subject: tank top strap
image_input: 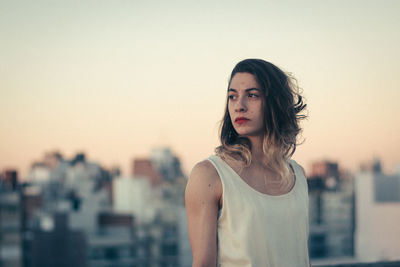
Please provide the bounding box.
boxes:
[289,159,308,188]
[208,155,303,194]
[207,154,231,187]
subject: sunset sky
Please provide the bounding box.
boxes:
[1,0,399,178]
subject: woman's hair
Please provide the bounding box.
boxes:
[215,59,308,188]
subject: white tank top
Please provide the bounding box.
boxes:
[207,155,310,267]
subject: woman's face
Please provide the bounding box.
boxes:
[228,72,264,137]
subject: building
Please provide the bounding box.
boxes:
[22,152,119,266]
[116,148,191,266]
[27,213,87,267]
[88,212,137,267]
[150,148,184,183]
[132,159,162,187]
[0,169,22,267]
[355,169,400,261]
[308,160,355,259]
[11,149,191,266]
[309,160,340,190]
[113,176,156,225]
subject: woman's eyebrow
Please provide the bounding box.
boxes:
[228,88,260,92]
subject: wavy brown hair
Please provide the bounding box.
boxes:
[215,59,308,188]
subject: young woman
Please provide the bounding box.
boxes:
[185,59,310,267]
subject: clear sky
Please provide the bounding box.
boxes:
[1,0,399,178]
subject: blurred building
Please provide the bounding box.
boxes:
[355,163,400,261]
[150,148,184,183]
[0,169,22,267]
[132,159,162,187]
[114,147,191,266]
[308,160,340,191]
[88,212,137,267]
[359,157,383,174]
[65,158,112,234]
[150,147,190,266]
[113,176,156,225]
[1,170,18,190]
[28,213,87,267]
[20,151,121,267]
[150,147,187,206]
[21,185,42,267]
[308,160,355,259]
[17,148,191,267]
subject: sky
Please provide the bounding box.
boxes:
[1,0,399,179]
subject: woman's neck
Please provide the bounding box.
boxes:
[247,136,264,165]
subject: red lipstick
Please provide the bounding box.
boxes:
[235,117,250,124]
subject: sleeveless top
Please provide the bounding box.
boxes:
[207,155,310,267]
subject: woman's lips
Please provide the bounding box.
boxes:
[235,117,250,124]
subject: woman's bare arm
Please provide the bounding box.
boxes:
[185,160,222,267]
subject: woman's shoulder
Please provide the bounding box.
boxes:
[186,157,222,203]
[290,159,307,177]
[189,157,220,184]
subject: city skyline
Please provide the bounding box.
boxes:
[1,0,399,178]
[2,122,400,266]
[1,145,397,182]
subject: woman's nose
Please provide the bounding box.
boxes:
[235,97,247,112]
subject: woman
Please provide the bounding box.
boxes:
[185,58,310,267]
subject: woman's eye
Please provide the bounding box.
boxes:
[228,95,236,100]
[249,93,259,98]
